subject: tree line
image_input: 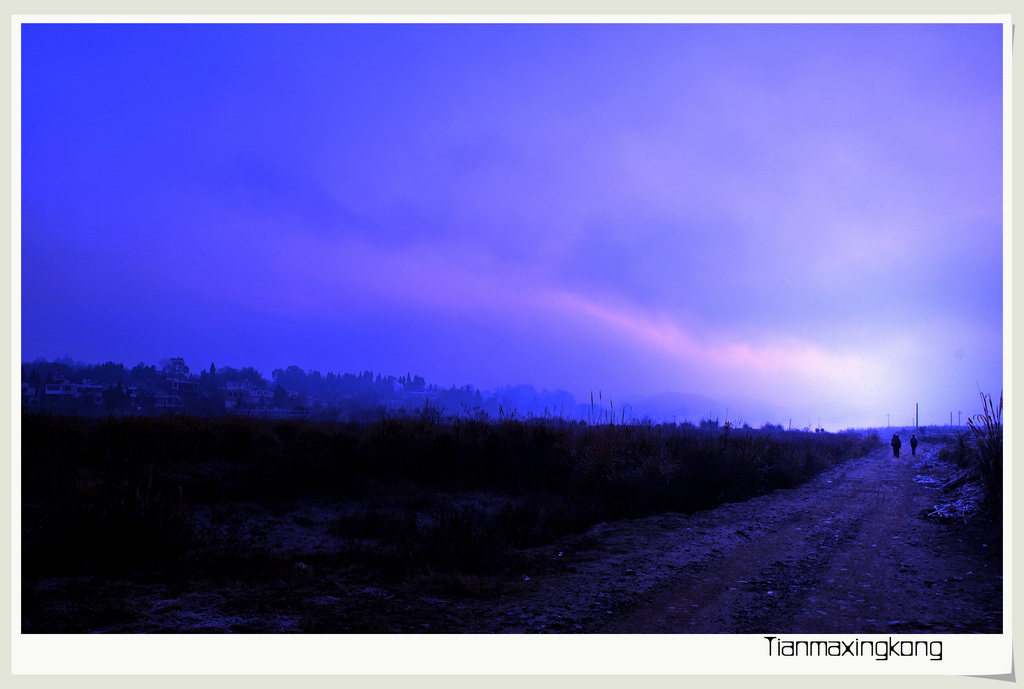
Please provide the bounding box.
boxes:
[20,356,592,421]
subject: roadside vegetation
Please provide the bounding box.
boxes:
[22,409,880,631]
[935,392,1004,522]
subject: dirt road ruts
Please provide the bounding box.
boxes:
[422,441,1001,634]
[596,442,1002,634]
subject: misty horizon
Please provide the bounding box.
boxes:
[20,352,985,431]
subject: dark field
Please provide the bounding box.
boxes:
[21,410,886,632]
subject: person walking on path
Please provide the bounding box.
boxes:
[891,433,902,458]
[910,434,918,456]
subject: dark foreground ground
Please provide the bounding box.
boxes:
[22,441,1000,634]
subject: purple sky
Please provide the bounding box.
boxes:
[19,20,1004,429]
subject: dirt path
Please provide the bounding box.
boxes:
[21,441,1003,634]
[439,442,1002,634]
[601,442,1001,633]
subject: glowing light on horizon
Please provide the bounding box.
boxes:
[548,290,879,389]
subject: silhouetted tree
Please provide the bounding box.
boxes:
[129,362,159,383]
[238,366,266,388]
[160,357,190,378]
[272,365,307,394]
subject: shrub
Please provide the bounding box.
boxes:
[937,432,972,467]
[967,392,1003,515]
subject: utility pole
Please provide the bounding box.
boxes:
[958,410,962,426]
[887,413,890,427]
[916,403,919,429]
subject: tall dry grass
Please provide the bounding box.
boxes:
[967,391,1003,514]
[21,409,879,581]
